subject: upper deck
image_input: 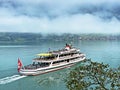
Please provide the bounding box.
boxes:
[33,45,84,63]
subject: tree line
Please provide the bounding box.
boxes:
[0,32,120,44]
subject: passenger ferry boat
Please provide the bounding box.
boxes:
[18,44,86,76]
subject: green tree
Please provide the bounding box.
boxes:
[65,59,120,90]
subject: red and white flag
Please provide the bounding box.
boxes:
[18,58,23,72]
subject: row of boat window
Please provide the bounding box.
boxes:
[52,57,80,64]
[33,56,79,66]
[34,56,80,66]
[24,62,50,69]
[33,62,50,66]
[39,55,56,60]
[38,52,79,60]
[59,52,79,57]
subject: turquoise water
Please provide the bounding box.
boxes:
[0,40,120,90]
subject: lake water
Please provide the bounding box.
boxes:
[0,40,120,90]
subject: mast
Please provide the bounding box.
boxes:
[57,54,59,60]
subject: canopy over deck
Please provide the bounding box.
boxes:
[36,53,52,57]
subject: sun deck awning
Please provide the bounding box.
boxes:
[36,53,52,57]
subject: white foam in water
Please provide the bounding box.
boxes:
[0,75,27,84]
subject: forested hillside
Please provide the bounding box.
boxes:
[0,32,120,45]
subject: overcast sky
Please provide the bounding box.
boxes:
[0,0,120,34]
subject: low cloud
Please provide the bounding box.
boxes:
[0,0,120,34]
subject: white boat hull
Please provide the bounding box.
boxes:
[19,57,85,76]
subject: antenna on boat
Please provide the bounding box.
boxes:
[48,48,51,52]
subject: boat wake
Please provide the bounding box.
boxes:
[0,75,26,84]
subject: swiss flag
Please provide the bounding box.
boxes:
[18,58,23,72]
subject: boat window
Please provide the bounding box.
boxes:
[67,59,69,62]
[53,60,65,64]
[38,55,57,60]
[59,52,79,57]
[32,62,50,67]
